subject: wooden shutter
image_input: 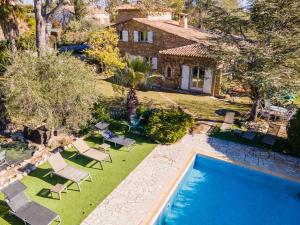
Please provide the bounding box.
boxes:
[152,57,158,69]
[147,31,153,43]
[181,65,190,90]
[134,31,138,42]
[123,30,128,42]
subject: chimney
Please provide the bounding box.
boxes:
[179,13,188,29]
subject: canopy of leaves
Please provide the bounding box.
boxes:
[85,27,125,76]
[145,108,194,144]
[201,0,300,119]
[287,109,300,151]
[3,51,100,131]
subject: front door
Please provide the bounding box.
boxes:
[181,65,190,90]
[190,66,205,91]
[203,68,213,94]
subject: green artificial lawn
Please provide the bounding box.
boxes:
[0,134,156,225]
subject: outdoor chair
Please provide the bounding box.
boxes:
[72,139,112,170]
[220,112,235,131]
[98,129,136,151]
[2,180,61,225]
[242,127,258,141]
[262,124,281,146]
[283,108,297,121]
[0,150,9,168]
[48,152,92,192]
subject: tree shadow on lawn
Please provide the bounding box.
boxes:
[0,200,24,225]
[84,133,154,151]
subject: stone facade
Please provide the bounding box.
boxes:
[158,54,220,95]
[116,20,194,58]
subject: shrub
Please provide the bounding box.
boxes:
[287,109,300,151]
[145,108,194,144]
[92,101,110,123]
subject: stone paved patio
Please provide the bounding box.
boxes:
[81,134,300,225]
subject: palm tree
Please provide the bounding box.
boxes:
[115,57,162,120]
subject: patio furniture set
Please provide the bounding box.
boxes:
[220,111,283,146]
[1,121,136,225]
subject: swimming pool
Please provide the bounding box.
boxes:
[154,155,300,225]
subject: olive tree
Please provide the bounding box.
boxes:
[3,51,100,131]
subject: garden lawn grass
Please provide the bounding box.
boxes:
[0,134,156,225]
[97,79,251,121]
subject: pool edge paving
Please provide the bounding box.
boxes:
[81,134,300,225]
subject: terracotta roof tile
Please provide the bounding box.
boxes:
[132,18,211,42]
[159,43,210,58]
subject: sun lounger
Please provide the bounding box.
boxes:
[48,153,92,192]
[242,127,258,141]
[99,129,136,151]
[220,112,235,131]
[262,124,281,146]
[72,139,112,170]
[2,180,61,225]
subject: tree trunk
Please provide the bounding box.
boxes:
[249,97,262,122]
[34,0,64,55]
[35,0,48,55]
[0,17,19,52]
[127,88,139,121]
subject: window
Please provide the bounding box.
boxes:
[119,30,123,40]
[138,31,148,42]
[166,66,172,78]
[119,30,128,42]
[191,66,205,90]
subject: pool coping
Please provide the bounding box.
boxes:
[142,149,300,225]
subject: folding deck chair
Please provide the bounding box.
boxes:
[262,124,281,146]
[48,153,92,192]
[73,139,112,170]
[2,180,61,225]
[220,112,235,131]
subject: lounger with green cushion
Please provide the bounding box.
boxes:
[72,139,112,170]
[2,180,61,225]
[262,124,281,146]
[220,112,235,131]
[48,153,92,192]
[99,129,136,151]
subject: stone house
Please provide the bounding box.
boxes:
[114,5,221,96]
[53,5,110,27]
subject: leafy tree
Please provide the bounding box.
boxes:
[106,0,123,22]
[0,40,9,75]
[0,0,24,51]
[114,57,162,120]
[3,51,100,131]
[201,0,300,121]
[287,109,300,151]
[74,0,86,20]
[85,27,125,75]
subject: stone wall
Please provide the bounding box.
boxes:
[158,54,221,96]
[115,20,195,58]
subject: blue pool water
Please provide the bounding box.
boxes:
[155,155,300,225]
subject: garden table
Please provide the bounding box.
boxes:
[50,183,67,200]
[270,105,288,120]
